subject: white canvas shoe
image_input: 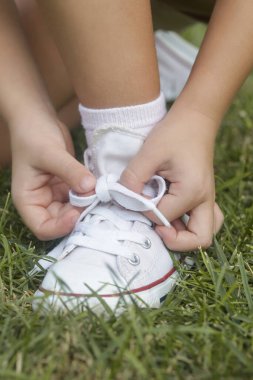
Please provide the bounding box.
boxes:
[32,126,187,315]
[155,31,198,101]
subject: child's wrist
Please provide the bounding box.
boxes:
[165,99,220,142]
[173,75,226,127]
[3,99,57,134]
[8,105,59,136]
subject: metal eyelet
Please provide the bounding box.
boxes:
[142,238,152,249]
[128,254,140,266]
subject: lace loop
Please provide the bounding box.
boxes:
[69,174,170,227]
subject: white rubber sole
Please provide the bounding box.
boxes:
[32,268,180,316]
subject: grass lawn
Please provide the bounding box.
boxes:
[0,24,253,379]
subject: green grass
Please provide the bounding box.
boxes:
[1,25,253,379]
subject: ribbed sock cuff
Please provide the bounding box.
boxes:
[79,92,166,131]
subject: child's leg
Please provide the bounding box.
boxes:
[15,0,74,111]
[37,0,160,108]
[37,1,168,187]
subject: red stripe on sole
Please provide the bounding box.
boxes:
[39,267,177,298]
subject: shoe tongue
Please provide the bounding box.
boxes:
[87,126,145,178]
[86,203,151,233]
[87,204,133,231]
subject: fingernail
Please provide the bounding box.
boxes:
[80,176,96,192]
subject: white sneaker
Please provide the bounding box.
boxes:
[155,31,198,102]
[32,125,186,315]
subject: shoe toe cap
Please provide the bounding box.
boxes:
[40,250,126,296]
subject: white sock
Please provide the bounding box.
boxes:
[79,92,167,146]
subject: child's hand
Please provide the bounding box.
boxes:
[121,107,224,252]
[10,118,96,240]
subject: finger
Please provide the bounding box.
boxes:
[21,203,80,240]
[46,201,79,218]
[170,204,223,235]
[58,122,75,156]
[156,201,214,252]
[145,182,198,225]
[41,148,96,194]
[120,146,159,193]
[47,178,70,203]
[171,218,187,232]
[214,202,224,234]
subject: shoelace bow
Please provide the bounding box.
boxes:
[31,174,171,273]
[70,174,169,224]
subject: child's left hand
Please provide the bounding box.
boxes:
[121,106,224,252]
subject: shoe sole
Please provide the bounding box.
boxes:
[33,266,180,316]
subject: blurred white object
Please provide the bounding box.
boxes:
[155,30,199,101]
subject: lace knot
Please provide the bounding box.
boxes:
[69,173,170,227]
[95,174,119,203]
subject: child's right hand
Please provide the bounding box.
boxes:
[121,105,224,252]
[10,117,96,240]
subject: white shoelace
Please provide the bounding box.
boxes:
[63,174,170,261]
[31,174,171,274]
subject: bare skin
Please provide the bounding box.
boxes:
[1,0,252,251]
[0,98,80,168]
[37,0,160,108]
[0,0,79,168]
[0,0,96,239]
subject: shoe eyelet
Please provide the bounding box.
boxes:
[142,238,151,249]
[128,254,140,266]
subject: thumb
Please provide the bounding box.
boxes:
[43,148,96,193]
[120,148,158,193]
